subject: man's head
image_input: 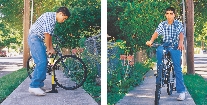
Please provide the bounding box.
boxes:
[56,7,70,23]
[165,7,175,23]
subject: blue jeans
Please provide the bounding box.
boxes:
[28,34,47,88]
[156,46,185,93]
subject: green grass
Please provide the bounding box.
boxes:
[184,74,207,105]
[0,68,28,103]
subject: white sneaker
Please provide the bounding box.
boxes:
[177,92,185,101]
[28,87,46,96]
[40,86,51,92]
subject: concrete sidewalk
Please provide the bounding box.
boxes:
[1,74,98,105]
[116,66,196,105]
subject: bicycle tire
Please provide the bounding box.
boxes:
[155,84,161,105]
[53,55,87,90]
[26,56,35,79]
[167,83,173,95]
[155,64,163,105]
[172,67,176,91]
[167,66,173,95]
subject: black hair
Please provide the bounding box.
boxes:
[56,7,71,17]
[165,7,175,13]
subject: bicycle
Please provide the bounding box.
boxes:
[27,35,87,91]
[151,43,176,105]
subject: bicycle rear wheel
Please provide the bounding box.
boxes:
[167,67,172,95]
[53,55,87,90]
[27,56,35,79]
[167,64,176,95]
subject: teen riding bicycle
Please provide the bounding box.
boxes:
[146,7,186,101]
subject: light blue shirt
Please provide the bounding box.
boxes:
[155,20,184,47]
[29,12,56,40]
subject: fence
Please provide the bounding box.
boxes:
[107,42,152,79]
[84,33,101,78]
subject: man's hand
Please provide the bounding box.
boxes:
[47,48,56,55]
[146,41,153,47]
[178,41,184,50]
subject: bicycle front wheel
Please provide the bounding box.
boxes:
[155,84,161,105]
[53,55,87,90]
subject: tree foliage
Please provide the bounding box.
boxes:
[0,0,100,49]
[194,0,207,47]
[108,0,207,53]
[0,22,22,49]
[55,0,101,48]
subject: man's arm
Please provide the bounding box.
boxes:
[45,33,55,54]
[146,32,158,46]
[178,32,184,50]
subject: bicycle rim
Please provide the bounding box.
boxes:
[53,55,87,90]
[26,56,35,79]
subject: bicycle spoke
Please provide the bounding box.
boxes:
[54,55,87,90]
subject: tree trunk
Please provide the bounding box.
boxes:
[186,0,195,74]
[23,0,30,68]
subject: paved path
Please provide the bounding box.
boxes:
[0,56,23,78]
[1,73,98,105]
[194,54,207,80]
[116,63,196,105]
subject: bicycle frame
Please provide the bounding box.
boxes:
[154,45,176,105]
[159,49,172,86]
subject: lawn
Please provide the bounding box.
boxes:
[184,73,207,105]
[0,68,28,103]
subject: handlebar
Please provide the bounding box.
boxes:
[151,43,161,48]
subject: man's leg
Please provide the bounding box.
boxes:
[156,46,164,66]
[28,35,47,88]
[169,49,185,93]
[169,49,185,100]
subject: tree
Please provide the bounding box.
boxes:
[0,23,22,49]
[55,0,101,48]
[194,0,207,48]
[0,0,101,50]
[108,0,181,53]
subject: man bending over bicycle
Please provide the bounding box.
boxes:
[146,7,186,101]
[27,7,70,96]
